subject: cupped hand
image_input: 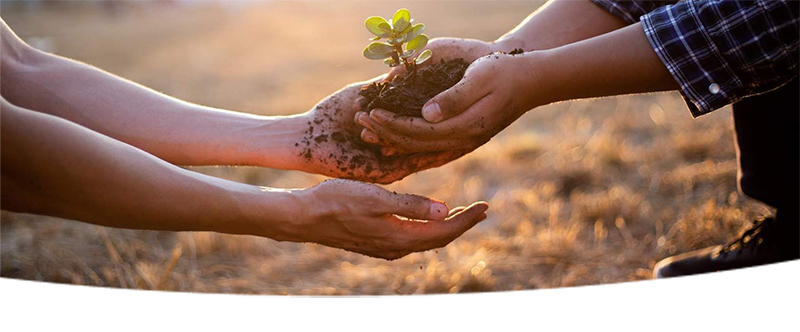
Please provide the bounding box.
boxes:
[356,52,543,154]
[297,179,489,260]
[295,76,470,184]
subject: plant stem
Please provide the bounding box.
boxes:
[392,44,411,72]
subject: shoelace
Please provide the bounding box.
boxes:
[718,217,776,256]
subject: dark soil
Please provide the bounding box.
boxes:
[358,58,469,117]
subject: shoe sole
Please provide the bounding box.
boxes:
[654,269,800,298]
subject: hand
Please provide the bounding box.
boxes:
[356,52,544,154]
[294,77,471,184]
[296,179,489,260]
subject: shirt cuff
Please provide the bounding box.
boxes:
[640,2,743,117]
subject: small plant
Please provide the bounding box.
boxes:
[362,8,432,72]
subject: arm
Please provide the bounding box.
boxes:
[362,0,798,153]
[0,19,299,169]
[534,22,677,104]
[363,0,633,152]
[381,0,629,83]
[0,97,488,260]
[493,0,631,51]
[357,22,676,153]
[0,19,458,184]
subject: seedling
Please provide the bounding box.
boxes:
[362,8,432,72]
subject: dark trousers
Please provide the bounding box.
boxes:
[732,77,799,251]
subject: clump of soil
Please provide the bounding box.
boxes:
[359,58,469,117]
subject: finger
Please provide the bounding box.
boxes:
[369,108,472,140]
[360,128,380,145]
[421,72,490,123]
[360,114,470,153]
[449,206,466,215]
[353,97,366,112]
[375,191,450,221]
[354,111,368,128]
[404,202,489,250]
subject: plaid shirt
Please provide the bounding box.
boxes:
[591,0,799,117]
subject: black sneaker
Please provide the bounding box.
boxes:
[653,215,800,278]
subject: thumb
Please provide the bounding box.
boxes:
[377,192,449,221]
[422,71,488,123]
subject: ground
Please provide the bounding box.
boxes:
[0,1,769,295]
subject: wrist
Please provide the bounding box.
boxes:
[229,184,311,242]
[237,113,309,170]
[517,50,561,107]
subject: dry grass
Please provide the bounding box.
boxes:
[0,1,771,295]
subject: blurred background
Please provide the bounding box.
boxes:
[0,0,770,294]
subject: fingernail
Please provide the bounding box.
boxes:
[357,113,373,129]
[362,130,378,143]
[422,102,442,123]
[429,202,448,220]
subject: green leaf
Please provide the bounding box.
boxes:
[402,19,415,33]
[363,46,389,60]
[392,8,410,28]
[406,34,428,52]
[365,16,391,37]
[393,17,410,32]
[378,22,392,34]
[415,49,432,65]
[367,42,395,55]
[403,23,425,43]
[384,58,399,67]
[400,49,416,59]
[390,33,406,45]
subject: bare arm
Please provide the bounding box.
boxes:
[535,22,677,104]
[360,23,678,153]
[0,19,300,169]
[0,97,488,259]
[370,0,631,145]
[0,19,461,184]
[493,0,628,51]
[0,96,297,236]
[384,0,627,80]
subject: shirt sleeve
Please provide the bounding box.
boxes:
[640,0,800,117]
[590,0,677,24]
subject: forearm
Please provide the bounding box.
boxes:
[531,22,677,106]
[0,23,304,168]
[492,0,628,52]
[1,99,304,240]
